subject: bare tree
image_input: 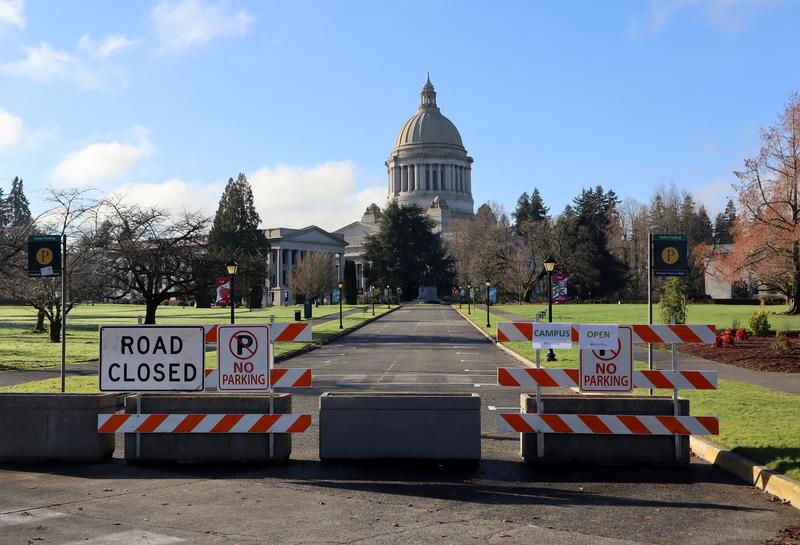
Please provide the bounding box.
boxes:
[6,188,101,341]
[98,199,211,324]
[292,251,336,303]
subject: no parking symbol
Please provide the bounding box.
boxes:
[217,325,270,391]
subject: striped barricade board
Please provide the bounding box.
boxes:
[496,323,716,344]
[497,368,718,390]
[204,322,312,348]
[98,413,311,434]
[204,367,312,390]
[498,413,719,436]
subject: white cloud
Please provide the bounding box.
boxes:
[0,106,23,152]
[104,161,385,231]
[51,127,154,186]
[109,178,221,214]
[0,42,100,87]
[152,0,253,52]
[628,0,779,38]
[0,0,24,29]
[248,161,385,231]
[78,33,136,58]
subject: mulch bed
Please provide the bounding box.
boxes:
[676,336,800,373]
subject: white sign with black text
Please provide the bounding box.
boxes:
[217,325,270,391]
[532,323,573,349]
[99,326,205,391]
[578,324,619,350]
[579,326,633,392]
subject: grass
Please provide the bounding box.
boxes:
[0,303,378,371]
[457,306,800,481]
[493,302,799,331]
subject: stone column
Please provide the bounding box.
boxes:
[409,164,415,192]
[286,249,294,304]
[275,247,283,304]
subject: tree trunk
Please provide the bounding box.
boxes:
[35,309,46,332]
[49,318,61,343]
[145,301,159,324]
[788,271,800,315]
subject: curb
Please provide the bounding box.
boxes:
[452,306,536,369]
[690,436,800,510]
[276,305,401,363]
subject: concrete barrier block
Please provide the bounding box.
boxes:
[319,393,480,461]
[123,393,292,464]
[0,393,117,462]
[521,394,690,468]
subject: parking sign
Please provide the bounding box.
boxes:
[217,325,270,391]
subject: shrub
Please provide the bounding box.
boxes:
[748,303,771,337]
[771,328,791,350]
[659,278,688,324]
[734,328,748,342]
[716,330,735,347]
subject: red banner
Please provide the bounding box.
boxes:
[215,276,231,306]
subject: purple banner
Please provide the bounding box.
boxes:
[552,273,568,303]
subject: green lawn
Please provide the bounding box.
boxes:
[457,306,800,481]
[0,303,375,371]
[493,302,799,331]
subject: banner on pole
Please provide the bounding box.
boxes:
[215,276,231,306]
[552,273,568,303]
[489,285,497,304]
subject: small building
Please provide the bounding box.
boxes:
[264,226,346,306]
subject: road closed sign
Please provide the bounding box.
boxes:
[217,325,270,391]
[99,326,205,391]
[579,326,633,393]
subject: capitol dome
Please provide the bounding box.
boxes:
[394,76,464,148]
[385,75,474,231]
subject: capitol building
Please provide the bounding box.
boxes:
[384,74,475,231]
[265,76,475,304]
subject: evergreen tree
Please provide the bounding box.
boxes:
[0,187,8,227]
[363,202,454,299]
[528,188,549,221]
[713,199,737,245]
[7,177,31,226]
[343,260,357,305]
[208,173,269,306]
[571,186,627,298]
[696,205,713,244]
[511,192,530,231]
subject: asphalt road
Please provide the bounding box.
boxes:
[0,305,797,545]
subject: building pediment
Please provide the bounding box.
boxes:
[276,225,346,246]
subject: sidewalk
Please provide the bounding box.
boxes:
[488,306,800,395]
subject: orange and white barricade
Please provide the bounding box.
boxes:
[98,413,311,434]
[494,321,719,440]
[496,322,715,344]
[498,413,719,436]
[204,322,312,349]
[204,368,312,390]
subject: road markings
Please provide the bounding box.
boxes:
[0,508,67,528]
[63,531,184,545]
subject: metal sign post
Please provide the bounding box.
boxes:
[647,232,653,396]
[268,325,275,460]
[60,235,67,393]
[671,314,681,462]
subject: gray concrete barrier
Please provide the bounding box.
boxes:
[520,394,689,468]
[319,392,480,461]
[124,393,292,464]
[0,393,117,462]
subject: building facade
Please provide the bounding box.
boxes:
[264,226,346,306]
[385,75,475,233]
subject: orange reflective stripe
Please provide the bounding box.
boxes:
[136,414,169,433]
[173,414,205,433]
[618,415,651,434]
[211,414,243,433]
[579,415,612,434]
[274,323,306,342]
[639,370,674,389]
[286,414,312,433]
[98,414,129,433]
[656,416,691,435]
[248,414,280,433]
[540,414,572,433]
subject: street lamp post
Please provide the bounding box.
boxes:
[226,260,239,324]
[544,256,557,362]
[458,286,463,309]
[338,281,344,329]
[485,279,491,328]
[386,285,390,308]
[467,283,471,314]
[371,286,375,315]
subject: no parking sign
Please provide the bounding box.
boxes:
[217,325,270,391]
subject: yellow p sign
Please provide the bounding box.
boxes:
[661,246,680,265]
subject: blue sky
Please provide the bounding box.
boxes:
[1,0,799,230]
